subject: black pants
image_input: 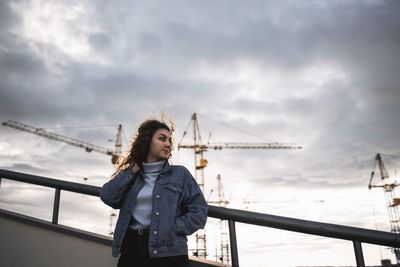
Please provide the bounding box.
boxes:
[118,228,189,267]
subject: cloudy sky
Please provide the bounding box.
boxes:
[1,0,400,266]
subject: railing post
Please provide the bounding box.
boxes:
[353,240,365,267]
[52,188,61,224]
[228,220,239,267]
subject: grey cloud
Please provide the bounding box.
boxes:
[261,174,363,189]
[111,1,400,72]
[0,1,20,31]
[5,163,47,174]
[0,1,397,264]
[0,43,64,123]
[88,32,112,51]
[0,0,398,229]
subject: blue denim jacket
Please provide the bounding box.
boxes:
[100,161,208,257]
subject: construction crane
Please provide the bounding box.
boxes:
[178,113,302,192]
[2,120,122,164]
[177,113,302,261]
[368,153,400,264]
[207,174,230,264]
[2,120,123,236]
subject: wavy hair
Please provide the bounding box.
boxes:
[112,119,172,177]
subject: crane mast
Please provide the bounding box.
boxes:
[207,174,230,264]
[368,153,400,263]
[178,113,302,262]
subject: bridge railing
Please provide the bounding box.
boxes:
[1,169,399,267]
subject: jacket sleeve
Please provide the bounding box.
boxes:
[175,169,208,236]
[100,170,134,209]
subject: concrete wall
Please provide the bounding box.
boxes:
[0,210,118,267]
[0,209,228,267]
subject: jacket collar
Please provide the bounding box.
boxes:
[160,160,172,173]
[129,160,171,176]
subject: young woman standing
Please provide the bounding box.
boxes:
[100,119,208,267]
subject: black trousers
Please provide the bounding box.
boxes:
[117,228,189,267]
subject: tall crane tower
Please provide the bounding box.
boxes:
[2,120,123,236]
[177,113,302,261]
[368,153,400,263]
[207,174,230,264]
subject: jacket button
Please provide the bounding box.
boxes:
[153,230,158,235]
[156,194,160,199]
[155,212,160,216]
[153,250,158,254]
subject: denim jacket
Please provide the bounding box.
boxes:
[100,161,208,257]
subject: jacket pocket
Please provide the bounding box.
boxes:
[161,182,183,204]
[162,182,183,194]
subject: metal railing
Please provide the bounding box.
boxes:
[1,169,399,267]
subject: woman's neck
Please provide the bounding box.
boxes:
[142,160,165,174]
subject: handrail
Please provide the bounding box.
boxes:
[208,205,400,247]
[0,169,99,196]
[1,169,399,267]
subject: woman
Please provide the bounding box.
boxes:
[100,119,208,267]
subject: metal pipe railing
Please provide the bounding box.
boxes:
[207,205,400,267]
[353,240,366,267]
[207,205,400,248]
[52,188,61,224]
[0,169,99,196]
[228,220,239,267]
[1,169,400,267]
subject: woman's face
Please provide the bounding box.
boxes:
[146,128,172,163]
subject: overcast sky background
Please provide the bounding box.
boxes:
[1,0,400,266]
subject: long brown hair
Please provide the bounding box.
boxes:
[112,119,172,177]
